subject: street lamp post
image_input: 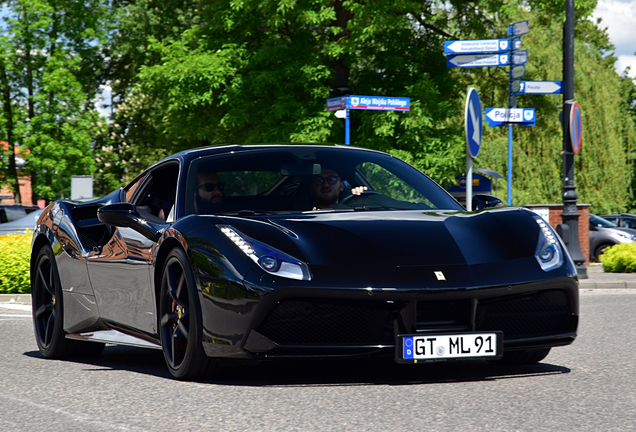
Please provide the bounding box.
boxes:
[559,0,587,278]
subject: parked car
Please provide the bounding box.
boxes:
[589,213,636,261]
[0,208,43,235]
[601,213,636,230]
[0,204,40,223]
[31,144,579,380]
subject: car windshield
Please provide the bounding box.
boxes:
[590,214,618,228]
[184,147,463,215]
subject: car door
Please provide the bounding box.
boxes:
[87,161,179,334]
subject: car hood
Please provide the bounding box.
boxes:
[221,208,540,268]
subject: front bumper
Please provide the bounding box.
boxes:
[227,277,579,359]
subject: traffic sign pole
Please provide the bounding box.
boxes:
[466,154,473,211]
[559,0,587,278]
[345,110,350,145]
[444,21,531,209]
[464,88,482,211]
[507,125,513,206]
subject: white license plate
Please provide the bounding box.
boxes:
[397,332,503,363]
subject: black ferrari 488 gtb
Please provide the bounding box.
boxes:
[31,144,578,380]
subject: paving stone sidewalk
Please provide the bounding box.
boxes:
[578,263,636,289]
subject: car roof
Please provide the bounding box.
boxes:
[141,143,394,176]
[602,214,636,218]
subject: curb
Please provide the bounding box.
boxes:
[0,294,32,304]
[578,281,636,289]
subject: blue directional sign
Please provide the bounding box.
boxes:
[510,65,525,79]
[512,49,528,65]
[465,88,483,158]
[326,97,346,111]
[444,39,513,55]
[510,79,521,93]
[347,95,410,111]
[326,95,411,145]
[485,108,536,127]
[327,96,410,112]
[446,53,510,68]
[509,20,529,36]
[519,81,564,95]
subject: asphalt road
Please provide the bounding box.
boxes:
[1,290,635,432]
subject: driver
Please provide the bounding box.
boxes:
[309,168,367,210]
[195,171,226,213]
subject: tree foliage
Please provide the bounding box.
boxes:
[0,0,631,214]
[0,0,109,202]
[93,0,636,215]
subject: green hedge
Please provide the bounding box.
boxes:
[0,232,32,293]
[600,243,636,273]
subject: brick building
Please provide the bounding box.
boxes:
[524,204,590,265]
[0,142,36,206]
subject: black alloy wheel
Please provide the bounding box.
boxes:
[159,248,215,380]
[32,245,104,358]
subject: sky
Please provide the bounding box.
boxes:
[592,0,636,78]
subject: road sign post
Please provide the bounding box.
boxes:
[559,0,587,278]
[465,88,483,211]
[444,22,531,208]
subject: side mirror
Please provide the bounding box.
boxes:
[97,203,162,241]
[471,194,504,211]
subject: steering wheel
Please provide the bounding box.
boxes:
[341,190,382,205]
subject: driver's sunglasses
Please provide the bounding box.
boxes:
[198,182,225,192]
[313,175,339,186]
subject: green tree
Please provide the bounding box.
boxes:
[0,0,110,202]
[99,0,521,190]
[101,0,635,216]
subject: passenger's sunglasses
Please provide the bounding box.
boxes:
[313,176,339,186]
[198,182,225,192]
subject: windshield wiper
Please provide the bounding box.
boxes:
[236,209,271,216]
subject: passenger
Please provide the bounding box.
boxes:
[309,168,366,210]
[195,171,226,213]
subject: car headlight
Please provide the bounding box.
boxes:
[616,231,636,242]
[217,225,312,281]
[533,216,564,272]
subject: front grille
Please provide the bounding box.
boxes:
[256,300,399,346]
[475,289,574,340]
[416,299,471,331]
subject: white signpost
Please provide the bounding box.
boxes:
[519,81,564,94]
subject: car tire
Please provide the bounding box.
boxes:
[594,244,613,262]
[32,245,105,359]
[159,247,216,380]
[492,348,551,365]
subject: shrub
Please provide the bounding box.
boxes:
[0,231,32,293]
[600,243,636,273]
